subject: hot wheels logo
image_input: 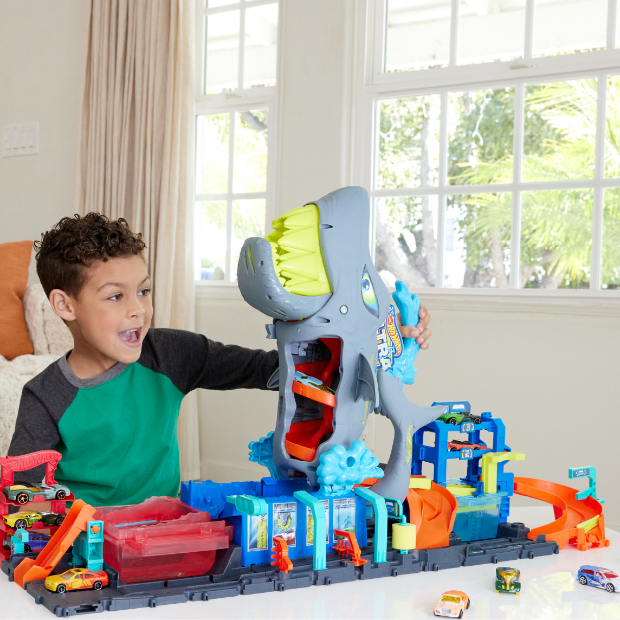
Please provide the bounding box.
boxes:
[376,305,403,372]
[385,311,402,357]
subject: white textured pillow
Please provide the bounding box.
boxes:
[22,284,73,356]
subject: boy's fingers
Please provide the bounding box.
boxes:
[417,308,431,331]
[416,327,432,346]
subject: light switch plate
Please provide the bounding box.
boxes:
[2,122,39,157]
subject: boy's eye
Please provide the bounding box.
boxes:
[139,288,151,296]
[109,293,122,301]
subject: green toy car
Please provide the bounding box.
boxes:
[434,402,482,426]
[437,410,481,426]
[2,481,70,505]
[495,566,521,594]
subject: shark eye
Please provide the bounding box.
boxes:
[361,267,379,317]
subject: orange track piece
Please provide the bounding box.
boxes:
[271,536,293,574]
[14,499,96,588]
[356,475,457,550]
[513,477,609,551]
[292,380,336,407]
[333,529,367,566]
[405,476,457,550]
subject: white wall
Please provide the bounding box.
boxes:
[0,0,90,281]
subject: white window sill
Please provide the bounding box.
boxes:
[195,281,620,316]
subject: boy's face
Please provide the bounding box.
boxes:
[52,254,153,366]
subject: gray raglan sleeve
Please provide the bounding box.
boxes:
[7,386,61,484]
[139,328,279,395]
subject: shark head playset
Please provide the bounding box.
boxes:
[0,187,612,615]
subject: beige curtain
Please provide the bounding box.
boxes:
[79,0,200,481]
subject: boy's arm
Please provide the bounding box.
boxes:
[140,328,279,395]
[7,387,61,483]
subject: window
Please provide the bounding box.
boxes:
[195,0,279,283]
[366,0,620,290]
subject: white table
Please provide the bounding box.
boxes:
[1,507,619,620]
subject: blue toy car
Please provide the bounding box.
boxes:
[3,532,50,554]
[577,565,619,593]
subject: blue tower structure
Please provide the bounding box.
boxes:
[411,402,514,525]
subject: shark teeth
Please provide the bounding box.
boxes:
[265,204,331,296]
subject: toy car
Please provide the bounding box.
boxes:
[2,481,70,504]
[3,510,65,530]
[577,565,619,592]
[436,404,481,426]
[495,566,521,594]
[433,590,470,617]
[4,532,51,554]
[448,440,488,452]
[44,568,109,593]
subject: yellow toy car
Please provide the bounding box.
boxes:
[3,511,65,530]
[44,568,109,593]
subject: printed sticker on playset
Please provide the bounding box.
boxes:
[248,511,268,551]
[306,500,329,545]
[333,498,356,533]
[273,502,296,547]
[376,304,403,373]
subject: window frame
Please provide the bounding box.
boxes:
[360,0,620,293]
[194,0,280,286]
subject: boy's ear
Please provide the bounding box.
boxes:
[48,289,76,322]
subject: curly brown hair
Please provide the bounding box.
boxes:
[35,213,147,298]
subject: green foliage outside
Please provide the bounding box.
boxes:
[199,110,268,277]
[378,78,620,289]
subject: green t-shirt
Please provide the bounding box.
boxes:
[9,328,278,507]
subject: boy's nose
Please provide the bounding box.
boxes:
[129,298,146,318]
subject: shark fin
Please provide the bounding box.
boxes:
[355,354,377,408]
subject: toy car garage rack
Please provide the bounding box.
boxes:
[0,451,75,513]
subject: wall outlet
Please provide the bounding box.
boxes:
[2,122,39,157]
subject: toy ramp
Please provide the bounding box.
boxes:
[14,499,95,588]
[513,477,609,551]
[405,479,457,550]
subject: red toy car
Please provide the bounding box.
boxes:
[448,440,488,452]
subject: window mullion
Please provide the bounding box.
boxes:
[196,0,206,97]
[373,0,387,78]
[524,0,535,59]
[510,84,525,288]
[226,111,236,281]
[436,92,449,288]
[591,74,608,290]
[449,0,460,67]
[238,1,246,91]
[607,0,618,49]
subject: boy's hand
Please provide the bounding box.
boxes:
[397,304,432,350]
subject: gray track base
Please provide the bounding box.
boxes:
[19,530,558,616]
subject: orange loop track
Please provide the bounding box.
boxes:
[513,477,609,551]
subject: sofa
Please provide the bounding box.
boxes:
[0,284,73,456]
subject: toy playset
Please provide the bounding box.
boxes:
[0,187,614,616]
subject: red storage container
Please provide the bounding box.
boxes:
[95,496,232,583]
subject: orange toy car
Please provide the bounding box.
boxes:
[434,590,470,617]
[44,568,109,593]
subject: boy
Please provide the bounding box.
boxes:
[9,214,431,507]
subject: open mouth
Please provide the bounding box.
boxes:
[265,204,331,296]
[118,327,143,347]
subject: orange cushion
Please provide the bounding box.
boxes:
[0,240,34,359]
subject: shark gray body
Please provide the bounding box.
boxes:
[238,186,444,500]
